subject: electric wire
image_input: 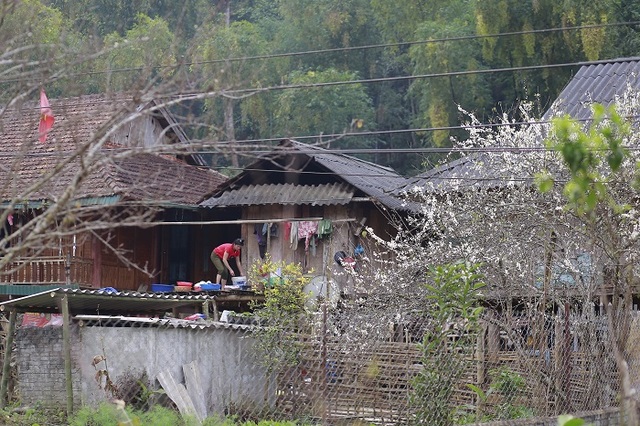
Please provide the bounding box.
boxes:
[12,56,640,115]
[4,21,637,86]
[2,110,638,158]
[0,21,637,182]
[174,21,640,66]
[152,57,635,100]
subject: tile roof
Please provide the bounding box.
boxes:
[0,92,226,206]
[203,139,418,212]
[107,153,225,205]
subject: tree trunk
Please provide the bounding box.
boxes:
[224,96,239,168]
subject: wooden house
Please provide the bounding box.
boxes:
[200,139,417,295]
[0,92,228,295]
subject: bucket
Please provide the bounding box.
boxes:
[231,276,247,286]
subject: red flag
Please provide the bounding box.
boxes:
[38,88,54,143]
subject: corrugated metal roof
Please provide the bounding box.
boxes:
[0,284,79,296]
[543,57,640,121]
[74,315,252,330]
[404,57,640,193]
[202,139,420,212]
[287,140,412,211]
[202,182,354,207]
[400,152,534,193]
[0,196,122,210]
[0,288,216,315]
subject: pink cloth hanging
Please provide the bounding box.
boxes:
[297,221,318,250]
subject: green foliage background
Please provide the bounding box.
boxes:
[17,0,640,175]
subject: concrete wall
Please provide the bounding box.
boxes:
[16,322,274,415]
[15,327,79,405]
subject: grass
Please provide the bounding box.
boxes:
[1,403,316,426]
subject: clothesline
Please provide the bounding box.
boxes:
[118,217,358,226]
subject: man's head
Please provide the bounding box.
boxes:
[233,238,244,248]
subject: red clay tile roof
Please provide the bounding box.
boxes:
[0,92,226,206]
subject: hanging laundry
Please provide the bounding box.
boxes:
[284,221,291,241]
[317,219,332,237]
[297,221,319,251]
[289,221,299,249]
[309,235,317,256]
[254,223,266,246]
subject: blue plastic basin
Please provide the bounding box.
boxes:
[151,284,174,293]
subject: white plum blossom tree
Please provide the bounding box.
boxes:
[352,89,640,419]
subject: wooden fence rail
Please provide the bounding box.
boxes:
[275,338,620,424]
[0,256,93,287]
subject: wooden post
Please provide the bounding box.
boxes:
[476,323,487,418]
[61,295,74,416]
[0,310,17,408]
[477,323,486,383]
[65,253,71,286]
[486,311,499,362]
[563,301,572,408]
[202,300,209,319]
[212,299,219,321]
[266,223,271,257]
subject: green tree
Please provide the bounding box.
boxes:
[473,0,615,114]
[99,14,177,92]
[538,105,629,215]
[45,0,214,40]
[249,256,311,372]
[410,262,484,425]
[46,0,152,36]
[369,0,432,45]
[274,68,377,155]
[192,19,275,168]
[0,0,67,59]
[606,0,640,58]
[0,0,91,101]
[408,3,489,148]
[275,0,381,74]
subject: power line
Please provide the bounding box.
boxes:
[151,110,640,154]
[188,121,556,150]
[9,54,628,117]
[184,21,640,65]
[202,57,633,96]
[3,21,635,85]
[0,112,627,161]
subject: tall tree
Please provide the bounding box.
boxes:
[274,0,381,75]
[0,0,81,101]
[99,14,177,93]
[473,0,615,111]
[274,68,377,157]
[45,0,152,36]
[409,5,489,148]
[192,20,274,169]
